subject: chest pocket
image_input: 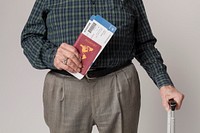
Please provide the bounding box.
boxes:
[98,0,138,37]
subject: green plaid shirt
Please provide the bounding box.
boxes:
[21,0,173,88]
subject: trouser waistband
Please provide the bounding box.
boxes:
[51,61,132,79]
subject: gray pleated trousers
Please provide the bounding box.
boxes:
[43,64,141,133]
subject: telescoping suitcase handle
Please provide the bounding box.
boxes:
[167,99,177,133]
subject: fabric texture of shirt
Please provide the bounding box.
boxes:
[21,0,174,88]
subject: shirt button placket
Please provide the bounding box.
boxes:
[90,0,96,14]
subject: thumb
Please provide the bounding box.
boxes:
[162,96,170,111]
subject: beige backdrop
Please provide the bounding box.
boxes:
[0,0,199,133]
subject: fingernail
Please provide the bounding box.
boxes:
[79,65,82,68]
[77,68,81,72]
[79,63,82,68]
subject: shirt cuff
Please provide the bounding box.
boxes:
[42,44,58,70]
[154,73,174,89]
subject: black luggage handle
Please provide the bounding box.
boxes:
[168,99,177,111]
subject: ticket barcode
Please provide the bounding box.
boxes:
[84,22,91,33]
[88,22,97,33]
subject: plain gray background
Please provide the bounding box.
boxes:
[0,0,199,132]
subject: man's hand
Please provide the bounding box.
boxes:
[54,43,82,73]
[160,85,184,111]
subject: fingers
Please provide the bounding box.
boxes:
[160,85,184,111]
[173,93,184,110]
[60,43,81,61]
[54,43,82,73]
[54,55,77,73]
[63,52,82,68]
[161,96,170,111]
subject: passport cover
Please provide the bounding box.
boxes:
[74,33,102,75]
